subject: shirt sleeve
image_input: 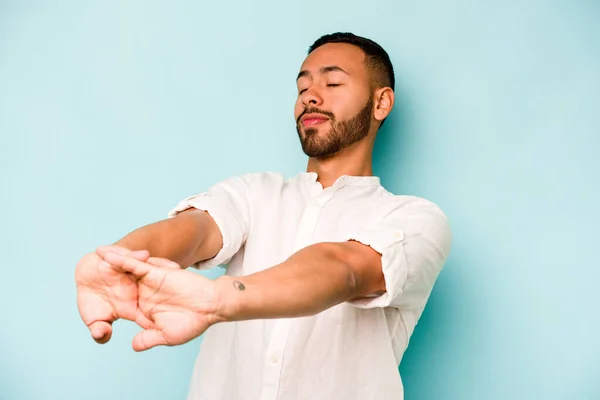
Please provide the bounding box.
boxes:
[167,174,254,269]
[345,198,452,310]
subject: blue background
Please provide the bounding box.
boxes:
[1,1,599,399]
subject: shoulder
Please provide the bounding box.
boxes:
[235,171,289,191]
[376,187,449,219]
[214,171,306,197]
[214,171,285,188]
[374,188,452,248]
[232,171,311,189]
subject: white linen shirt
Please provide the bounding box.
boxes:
[168,171,452,400]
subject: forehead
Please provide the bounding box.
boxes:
[299,43,367,76]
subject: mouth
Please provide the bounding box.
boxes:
[300,113,330,127]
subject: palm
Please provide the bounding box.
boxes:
[75,251,150,343]
[134,267,216,351]
[96,251,219,351]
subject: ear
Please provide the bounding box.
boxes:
[373,87,395,123]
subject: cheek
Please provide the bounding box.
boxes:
[294,99,304,121]
[329,90,367,121]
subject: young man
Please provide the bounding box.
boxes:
[76,32,452,400]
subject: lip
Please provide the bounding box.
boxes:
[300,113,329,127]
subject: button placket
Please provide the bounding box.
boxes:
[260,188,338,400]
[294,189,336,249]
[260,319,293,400]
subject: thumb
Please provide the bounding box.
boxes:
[132,329,168,352]
[88,320,113,344]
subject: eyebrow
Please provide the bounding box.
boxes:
[296,65,350,81]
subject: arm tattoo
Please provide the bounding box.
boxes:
[232,280,246,291]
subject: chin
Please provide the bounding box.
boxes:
[303,126,325,137]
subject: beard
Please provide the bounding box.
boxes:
[296,97,373,158]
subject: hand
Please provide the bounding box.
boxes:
[75,246,152,343]
[99,250,222,352]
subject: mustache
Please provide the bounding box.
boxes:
[296,108,335,124]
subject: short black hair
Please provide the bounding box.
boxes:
[308,32,395,92]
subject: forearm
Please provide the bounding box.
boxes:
[215,243,363,321]
[115,209,222,268]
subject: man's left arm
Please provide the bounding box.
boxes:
[216,199,452,322]
[215,240,385,322]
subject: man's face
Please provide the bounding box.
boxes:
[295,43,375,158]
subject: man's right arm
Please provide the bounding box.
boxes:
[113,209,223,268]
[75,210,221,343]
[76,173,255,343]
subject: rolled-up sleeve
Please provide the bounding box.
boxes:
[346,199,452,309]
[167,174,254,269]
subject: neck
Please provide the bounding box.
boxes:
[306,139,374,188]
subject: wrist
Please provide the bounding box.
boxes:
[212,275,239,323]
[212,275,265,323]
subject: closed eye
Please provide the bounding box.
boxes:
[298,88,307,95]
[327,84,341,87]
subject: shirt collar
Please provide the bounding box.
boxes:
[299,172,381,188]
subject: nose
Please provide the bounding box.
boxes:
[301,87,323,107]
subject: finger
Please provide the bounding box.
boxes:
[132,329,168,352]
[97,246,149,261]
[147,257,180,269]
[134,310,154,330]
[96,245,130,258]
[130,249,150,261]
[103,252,153,278]
[88,320,113,344]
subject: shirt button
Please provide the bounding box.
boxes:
[270,354,279,363]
